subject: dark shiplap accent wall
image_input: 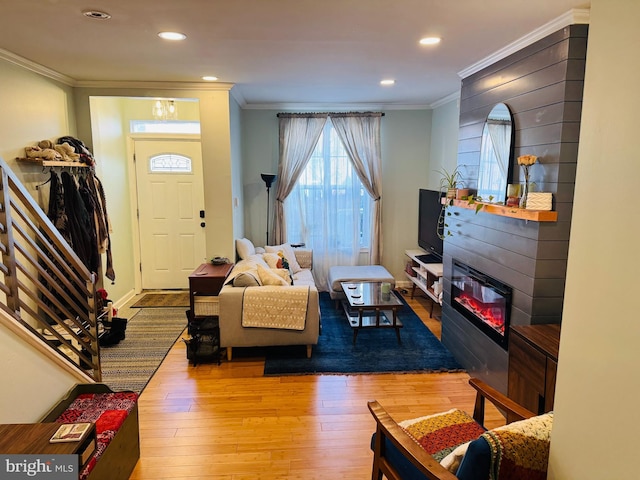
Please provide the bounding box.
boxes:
[441,25,588,392]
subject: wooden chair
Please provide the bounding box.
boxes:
[368,378,538,480]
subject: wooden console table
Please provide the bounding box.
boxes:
[186,262,234,365]
[507,324,561,422]
[188,262,234,316]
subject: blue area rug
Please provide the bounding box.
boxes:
[262,292,463,376]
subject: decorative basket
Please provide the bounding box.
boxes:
[525,192,553,211]
[194,296,219,316]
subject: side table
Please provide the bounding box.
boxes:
[189,262,234,316]
[186,262,234,365]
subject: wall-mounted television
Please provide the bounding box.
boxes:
[418,189,444,262]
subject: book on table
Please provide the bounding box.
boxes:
[49,422,93,443]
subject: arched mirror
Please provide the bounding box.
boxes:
[476,103,513,204]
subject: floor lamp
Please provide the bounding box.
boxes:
[261,173,277,245]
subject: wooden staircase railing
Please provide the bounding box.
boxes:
[0,156,101,381]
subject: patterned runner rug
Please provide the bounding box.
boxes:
[100,307,186,392]
[130,292,190,308]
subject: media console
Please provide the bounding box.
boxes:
[404,249,443,317]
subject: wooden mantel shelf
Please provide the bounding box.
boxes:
[447,199,558,222]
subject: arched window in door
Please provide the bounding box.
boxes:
[149,153,192,173]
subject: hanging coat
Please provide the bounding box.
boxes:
[61,172,99,273]
[46,171,72,247]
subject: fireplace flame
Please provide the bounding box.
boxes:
[455,294,505,334]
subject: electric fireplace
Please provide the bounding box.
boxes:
[450,260,512,349]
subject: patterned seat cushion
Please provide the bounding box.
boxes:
[55,392,138,480]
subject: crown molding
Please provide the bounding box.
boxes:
[429,91,460,109]
[229,86,247,108]
[74,80,235,91]
[242,102,432,111]
[0,48,76,86]
[0,47,237,92]
[458,8,590,79]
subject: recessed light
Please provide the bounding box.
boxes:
[82,10,111,20]
[202,76,218,81]
[380,79,395,86]
[419,37,441,45]
[158,31,187,41]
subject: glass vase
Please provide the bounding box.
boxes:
[519,167,530,209]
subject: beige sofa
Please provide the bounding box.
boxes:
[219,239,320,361]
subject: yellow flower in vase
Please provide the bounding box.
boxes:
[517,155,538,208]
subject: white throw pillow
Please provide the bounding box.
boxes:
[236,238,256,260]
[232,271,261,287]
[257,264,289,286]
[265,243,301,273]
[247,254,270,269]
[262,252,281,269]
[225,259,257,284]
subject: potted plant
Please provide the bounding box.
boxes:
[436,166,462,239]
[438,166,462,202]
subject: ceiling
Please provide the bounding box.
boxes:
[0,0,590,108]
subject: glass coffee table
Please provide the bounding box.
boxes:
[340,281,403,345]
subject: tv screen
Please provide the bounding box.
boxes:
[418,189,443,261]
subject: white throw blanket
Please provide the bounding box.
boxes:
[241,286,310,330]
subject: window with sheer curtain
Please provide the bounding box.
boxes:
[285,120,372,264]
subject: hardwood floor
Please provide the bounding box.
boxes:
[128,290,504,480]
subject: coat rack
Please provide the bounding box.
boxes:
[16,158,91,169]
[16,158,93,190]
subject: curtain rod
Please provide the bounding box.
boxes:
[277,112,385,118]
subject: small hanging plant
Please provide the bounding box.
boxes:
[436,166,463,239]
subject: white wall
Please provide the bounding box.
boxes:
[0,59,76,199]
[240,110,280,246]
[198,91,235,260]
[0,321,80,423]
[89,97,134,303]
[229,94,244,241]
[380,110,433,280]
[428,97,461,191]
[548,1,640,478]
[0,58,81,420]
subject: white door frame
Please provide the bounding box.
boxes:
[126,133,203,293]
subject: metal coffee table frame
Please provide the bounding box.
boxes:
[340,281,403,345]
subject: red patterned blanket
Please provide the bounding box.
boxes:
[54,392,138,480]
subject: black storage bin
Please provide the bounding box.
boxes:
[184,310,220,365]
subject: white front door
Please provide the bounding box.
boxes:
[134,138,206,289]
